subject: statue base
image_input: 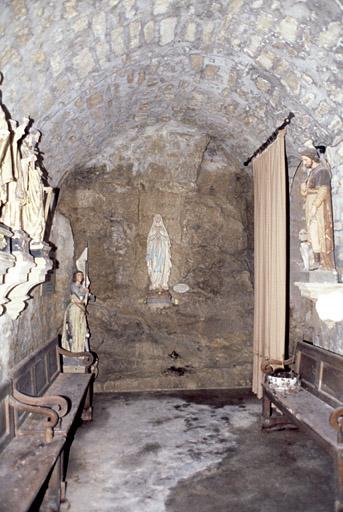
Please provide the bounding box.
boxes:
[146,289,172,309]
[62,356,88,373]
[294,269,338,284]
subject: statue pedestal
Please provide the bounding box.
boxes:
[146,290,172,310]
[294,269,338,284]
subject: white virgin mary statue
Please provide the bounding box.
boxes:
[146,214,172,291]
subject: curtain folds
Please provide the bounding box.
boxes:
[252,130,287,398]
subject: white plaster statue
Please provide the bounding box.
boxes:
[299,229,315,271]
[21,130,46,242]
[146,214,172,291]
[0,117,30,231]
[61,271,90,352]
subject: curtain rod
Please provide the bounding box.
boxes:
[243,112,295,166]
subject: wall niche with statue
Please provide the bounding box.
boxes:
[289,143,343,356]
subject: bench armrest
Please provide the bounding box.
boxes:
[329,407,343,444]
[9,395,59,443]
[57,347,94,369]
[12,388,69,417]
[261,356,296,375]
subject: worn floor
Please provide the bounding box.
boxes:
[63,391,334,512]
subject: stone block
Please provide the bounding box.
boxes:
[185,22,197,42]
[129,20,141,49]
[190,54,203,72]
[203,64,219,79]
[278,16,298,43]
[111,27,126,55]
[73,48,95,78]
[144,20,155,43]
[153,0,171,15]
[160,17,177,46]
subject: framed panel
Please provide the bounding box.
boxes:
[320,363,343,406]
[34,358,48,396]
[299,353,318,388]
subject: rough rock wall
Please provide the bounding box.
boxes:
[0,212,74,381]
[59,124,253,391]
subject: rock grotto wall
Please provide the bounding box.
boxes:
[0,212,74,381]
[58,123,254,391]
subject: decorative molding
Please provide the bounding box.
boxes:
[5,240,52,320]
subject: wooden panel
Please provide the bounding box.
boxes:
[16,368,34,396]
[299,353,318,388]
[321,363,343,405]
[47,345,59,382]
[34,358,47,396]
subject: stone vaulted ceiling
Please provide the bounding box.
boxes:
[1,0,342,185]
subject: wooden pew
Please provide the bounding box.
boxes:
[0,337,96,511]
[262,341,343,512]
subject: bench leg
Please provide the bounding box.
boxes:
[40,455,62,512]
[81,384,93,422]
[262,392,298,432]
[262,393,272,424]
[335,451,343,512]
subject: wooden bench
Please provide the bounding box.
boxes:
[0,337,96,511]
[262,340,343,512]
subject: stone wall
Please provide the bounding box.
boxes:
[58,123,254,391]
[0,212,74,381]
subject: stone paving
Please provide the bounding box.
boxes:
[63,391,334,512]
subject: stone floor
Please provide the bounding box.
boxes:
[63,390,334,512]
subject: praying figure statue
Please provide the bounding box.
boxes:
[146,214,172,291]
[300,148,335,271]
[61,271,91,353]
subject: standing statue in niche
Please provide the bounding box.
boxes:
[21,130,48,242]
[300,148,335,271]
[1,117,30,231]
[61,271,91,353]
[146,214,172,291]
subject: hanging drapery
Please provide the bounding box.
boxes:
[252,129,287,399]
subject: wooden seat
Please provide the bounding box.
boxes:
[0,433,65,512]
[262,341,343,512]
[0,337,97,511]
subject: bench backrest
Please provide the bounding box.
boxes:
[296,340,343,408]
[0,379,15,452]
[9,337,61,429]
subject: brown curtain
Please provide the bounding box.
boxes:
[252,130,286,398]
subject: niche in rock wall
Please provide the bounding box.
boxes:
[59,126,254,392]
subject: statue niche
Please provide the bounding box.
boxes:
[298,147,337,282]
